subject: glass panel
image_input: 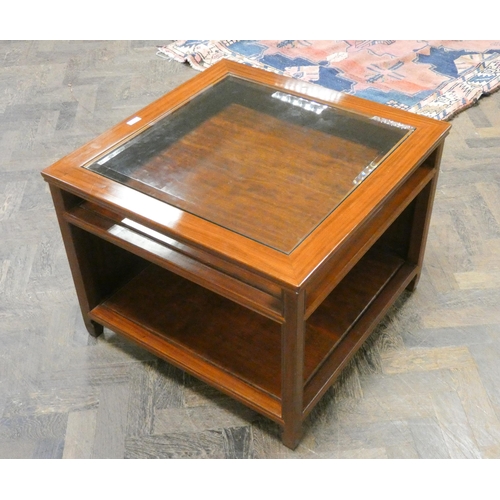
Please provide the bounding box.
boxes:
[85,76,413,253]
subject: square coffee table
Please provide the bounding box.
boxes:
[41,60,451,449]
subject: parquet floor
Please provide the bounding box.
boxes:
[1,40,500,459]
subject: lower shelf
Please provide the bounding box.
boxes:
[89,248,413,420]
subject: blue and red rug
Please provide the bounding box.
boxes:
[157,40,500,120]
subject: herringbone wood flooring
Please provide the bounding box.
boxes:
[1,40,500,458]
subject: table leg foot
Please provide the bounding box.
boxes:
[85,319,103,338]
[281,422,303,450]
[406,273,420,292]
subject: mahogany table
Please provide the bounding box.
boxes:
[41,60,451,449]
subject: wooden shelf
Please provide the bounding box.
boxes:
[90,264,282,396]
[88,246,408,419]
[65,202,284,322]
[304,262,417,414]
[305,250,407,386]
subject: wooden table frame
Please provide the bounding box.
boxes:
[41,60,451,449]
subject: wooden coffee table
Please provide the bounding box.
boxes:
[41,60,451,449]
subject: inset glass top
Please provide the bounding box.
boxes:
[85,76,413,253]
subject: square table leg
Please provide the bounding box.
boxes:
[406,144,444,291]
[49,186,104,338]
[281,289,306,449]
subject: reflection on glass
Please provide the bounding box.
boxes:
[271,91,328,115]
[84,76,413,253]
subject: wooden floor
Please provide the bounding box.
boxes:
[1,40,500,459]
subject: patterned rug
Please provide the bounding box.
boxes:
[157,40,500,120]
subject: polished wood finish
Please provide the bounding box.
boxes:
[41,60,451,448]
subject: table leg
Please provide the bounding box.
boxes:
[49,186,146,338]
[281,289,306,449]
[406,144,443,291]
[49,186,104,337]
